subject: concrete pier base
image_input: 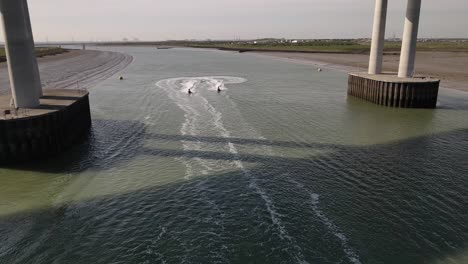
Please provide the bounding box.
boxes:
[0,89,91,163]
[348,72,440,108]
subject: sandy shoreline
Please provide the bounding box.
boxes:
[0,49,133,95]
[1,47,466,94]
[252,51,468,92]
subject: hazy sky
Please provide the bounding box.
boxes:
[1,0,468,41]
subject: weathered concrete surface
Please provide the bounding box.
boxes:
[0,89,91,163]
[348,72,440,108]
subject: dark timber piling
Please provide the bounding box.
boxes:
[348,72,440,108]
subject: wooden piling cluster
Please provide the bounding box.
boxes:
[348,73,440,108]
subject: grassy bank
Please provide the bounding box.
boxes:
[0,47,67,62]
[97,39,468,53]
[180,40,468,54]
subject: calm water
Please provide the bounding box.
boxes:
[1,47,468,264]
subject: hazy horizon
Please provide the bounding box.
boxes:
[0,0,467,42]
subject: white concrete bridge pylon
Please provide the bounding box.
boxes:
[368,0,388,75]
[398,0,422,78]
[0,0,42,108]
[368,0,423,79]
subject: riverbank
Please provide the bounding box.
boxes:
[0,47,67,63]
[251,51,468,92]
[0,49,133,94]
[158,39,468,92]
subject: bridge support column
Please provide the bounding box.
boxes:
[0,0,42,108]
[348,0,439,108]
[398,0,422,78]
[368,0,388,75]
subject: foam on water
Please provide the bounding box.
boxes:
[289,178,361,264]
[156,76,309,263]
[156,76,246,179]
[158,75,360,263]
[310,193,361,264]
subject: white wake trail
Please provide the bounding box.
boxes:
[156,76,309,263]
[156,76,246,178]
[289,179,361,264]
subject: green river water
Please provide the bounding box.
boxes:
[1,47,468,264]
